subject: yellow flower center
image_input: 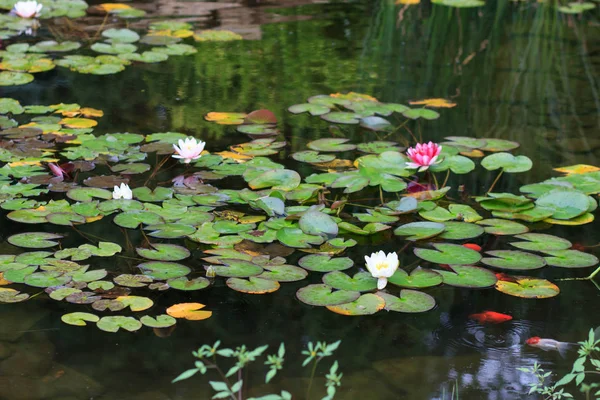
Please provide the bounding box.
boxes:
[374,262,389,271]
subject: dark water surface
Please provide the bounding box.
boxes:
[1,1,600,399]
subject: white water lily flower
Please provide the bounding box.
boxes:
[364,250,399,290]
[112,183,133,200]
[172,137,205,163]
[12,1,42,18]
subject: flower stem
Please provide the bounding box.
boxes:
[486,170,504,194]
[306,358,321,400]
[441,170,450,188]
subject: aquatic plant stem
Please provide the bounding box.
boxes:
[431,173,439,190]
[558,265,600,281]
[237,369,242,400]
[442,170,450,188]
[379,186,384,205]
[486,170,504,194]
[209,356,237,400]
[144,155,171,186]
[306,357,321,400]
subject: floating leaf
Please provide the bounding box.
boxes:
[167,277,210,291]
[414,243,482,265]
[326,293,385,316]
[61,312,99,326]
[322,271,377,292]
[543,250,599,268]
[140,315,176,328]
[377,290,436,313]
[288,103,330,116]
[144,223,196,239]
[402,108,440,120]
[476,219,528,235]
[535,189,590,220]
[136,244,190,261]
[481,251,546,271]
[510,233,572,252]
[97,316,142,333]
[114,274,153,287]
[481,152,532,173]
[8,232,63,248]
[298,254,353,272]
[116,295,153,311]
[25,271,71,287]
[307,138,356,152]
[166,303,212,320]
[210,260,264,278]
[205,112,247,125]
[495,277,559,299]
[388,267,443,289]
[437,265,497,288]
[276,228,324,248]
[320,112,361,124]
[248,169,301,191]
[0,71,34,86]
[226,277,280,294]
[138,261,191,280]
[257,264,307,282]
[299,208,338,237]
[394,222,445,241]
[438,222,484,240]
[296,284,360,306]
[409,98,456,108]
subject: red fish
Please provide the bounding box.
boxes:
[469,311,513,324]
[526,337,571,358]
[462,243,481,252]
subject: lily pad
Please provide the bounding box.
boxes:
[495,277,559,299]
[481,152,532,173]
[438,222,484,240]
[167,277,210,291]
[510,233,572,252]
[298,254,353,272]
[320,112,361,124]
[388,267,443,289]
[144,223,196,239]
[138,261,191,280]
[210,260,264,278]
[24,271,72,287]
[393,222,445,241]
[97,316,142,333]
[376,290,436,313]
[288,103,330,116]
[322,271,377,291]
[117,295,154,311]
[402,108,440,120]
[326,293,385,315]
[8,232,63,248]
[166,303,212,320]
[257,264,308,282]
[481,251,547,270]
[248,169,301,191]
[114,274,153,288]
[61,312,99,326]
[414,243,482,265]
[535,189,590,220]
[277,228,324,248]
[140,315,176,328]
[437,265,497,288]
[136,244,190,261]
[476,219,528,235]
[0,71,34,86]
[299,208,338,237]
[296,284,360,306]
[307,138,356,152]
[543,250,599,268]
[226,277,280,294]
[113,211,164,229]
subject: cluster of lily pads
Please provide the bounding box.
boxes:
[0,92,598,331]
[397,0,597,14]
[0,0,243,85]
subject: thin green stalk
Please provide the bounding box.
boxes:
[441,170,450,188]
[306,358,321,400]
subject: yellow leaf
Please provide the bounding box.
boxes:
[460,149,484,158]
[313,159,354,172]
[330,92,378,102]
[409,98,457,108]
[396,0,420,3]
[216,151,253,162]
[149,29,194,38]
[60,118,98,129]
[85,215,104,223]
[80,108,104,118]
[553,164,600,175]
[0,273,12,286]
[544,213,595,226]
[98,3,131,11]
[166,303,213,321]
[238,215,266,224]
[205,112,247,125]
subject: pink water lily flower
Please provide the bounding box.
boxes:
[406,142,442,172]
[172,137,205,163]
[12,1,42,18]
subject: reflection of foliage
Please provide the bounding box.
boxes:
[173,340,342,400]
[519,328,600,399]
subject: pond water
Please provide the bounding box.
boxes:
[0,1,599,399]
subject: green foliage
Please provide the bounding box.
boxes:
[173,340,342,400]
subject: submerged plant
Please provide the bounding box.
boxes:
[173,340,342,400]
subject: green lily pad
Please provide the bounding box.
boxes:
[91,43,137,54]
[535,189,590,220]
[357,141,403,154]
[113,211,164,229]
[210,260,264,278]
[326,293,385,315]
[437,265,497,288]
[167,277,210,291]
[376,290,436,313]
[359,116,392,131]
[46,212,86,226]
[331,173,370,194]
[16,251,53,265]
[543,250,599,268]
[394,222,445,241]
[0,98,24,114]
[476,219,528,235]
[438,222,484,240]
[296,284,360,306]
[388,267,443,289]
[277,228,324,248]
[322,271,377,291]
[443,136,486,148]
[8,232,63,248]
[88,281,115,290]
[481,250,546,270]
[226,277,280,294]
[307,138,356,152]
[299,208,338,237]
[298,254,353,272]
[49,287,81,301]
[481,152,532,173]
[138,261,191,280]
[495,277,559,299]
[102,28,140,43]
[248,169,301,191]
[133,187,174,202]
[291,150,335,164]
[24,271,72,287]
[414,243,482,265]
[402,108,440,120]
[117,296,153,311]
[136,244,190,261]
[320,112,361,124]
[510,233,572,252]
[3,266,37,283]
[97,316,142,333]
[67,187,112,202]
[257,264,308,282]
[144,223,196,239]
[29,40,81,52]
[0,288,29,303]
[288,103,330,116]
[72,269,108,283]
[0,71,34,86]
[140,315,176,328]
[61,312,100,326]
[480,138,520,152]
[114,274,153,287]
